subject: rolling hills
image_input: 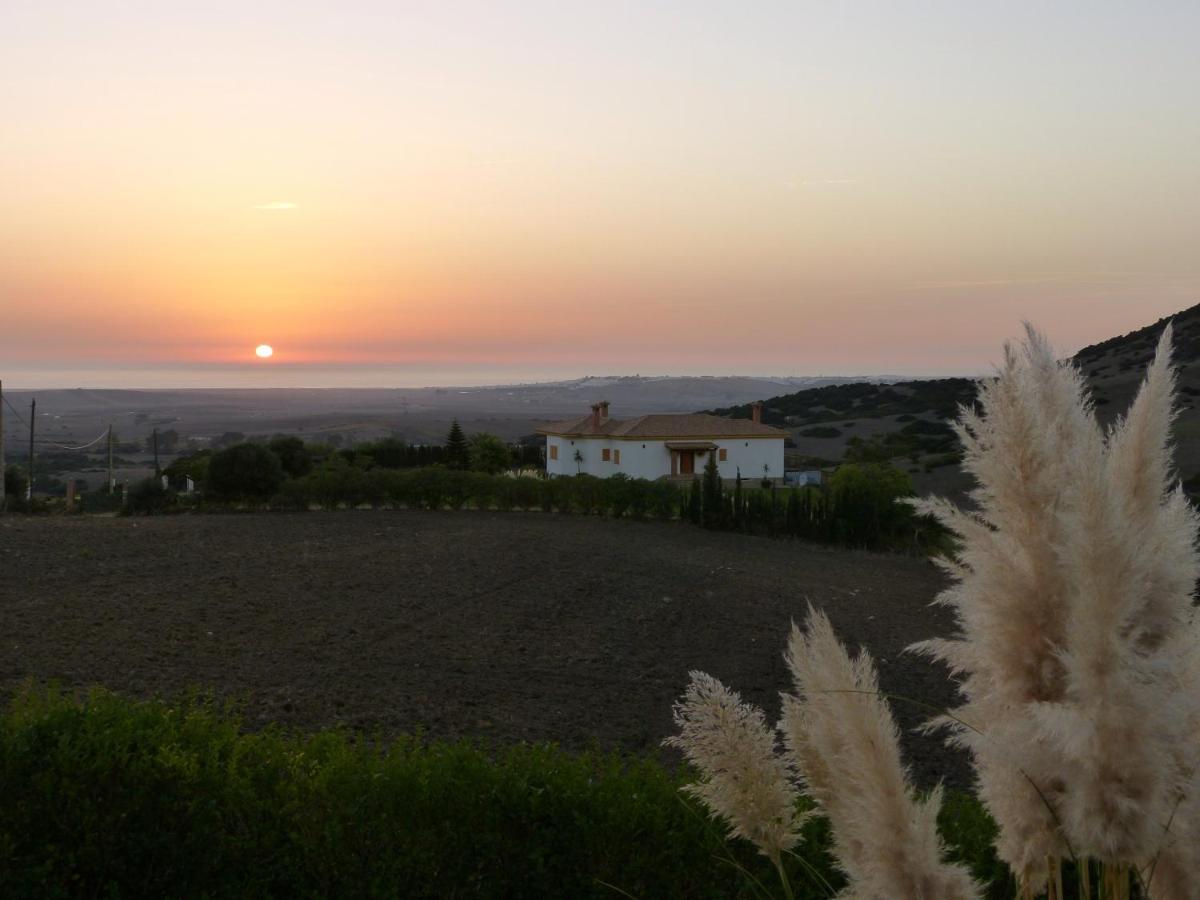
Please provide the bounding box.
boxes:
[711,303,1200,495]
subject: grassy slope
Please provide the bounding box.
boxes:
[710,302,1200,492]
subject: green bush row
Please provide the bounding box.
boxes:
[0,687,1009,898]
[126,459,941,553]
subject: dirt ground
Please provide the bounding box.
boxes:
[0,511,969,788]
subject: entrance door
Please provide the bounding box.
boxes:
[679,450,695,475]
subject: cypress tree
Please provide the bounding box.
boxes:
[701,451,723,529]
[733,468,744,532]
[687,477,703,525]
[445,421,469,470]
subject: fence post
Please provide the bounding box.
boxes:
[27,398,35,500]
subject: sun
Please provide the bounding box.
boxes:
[255,344,274,359]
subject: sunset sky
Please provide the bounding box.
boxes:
[3,1,1198,387]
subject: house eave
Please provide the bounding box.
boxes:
[538,432,784,440]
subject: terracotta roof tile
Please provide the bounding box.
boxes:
[537,412,785,438]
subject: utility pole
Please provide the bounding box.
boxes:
[107,425,114,493]
[0,379,6,511]
[153,427,160,475]
[27,397,35,500]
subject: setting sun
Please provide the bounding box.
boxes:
[255,344,274,359]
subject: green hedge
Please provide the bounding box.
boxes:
[0,688,1010,898]
[123,460,943,552]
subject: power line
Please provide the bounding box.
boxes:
[34,429,110,451]
[1,393,24,425]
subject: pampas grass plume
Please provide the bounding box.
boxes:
[664,671,805,868]
[781,607,980,900]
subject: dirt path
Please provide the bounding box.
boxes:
[0,511,968,788]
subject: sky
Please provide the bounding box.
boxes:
[2,1,1198,387]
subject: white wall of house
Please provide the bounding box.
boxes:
[545,435,783,481]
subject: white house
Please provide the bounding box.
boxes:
[538,401,787,482]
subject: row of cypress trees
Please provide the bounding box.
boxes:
[683,453,935,550]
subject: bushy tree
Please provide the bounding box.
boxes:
[3,465,27,507]
[826,462,914,546]
[164,450,212,488]
[468,433,511,474]
[360,437,409,469]
[207,443,284,500]
[212,431,246,450]
[445,421,469,470]
[267,436,313,479]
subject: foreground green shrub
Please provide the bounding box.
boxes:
[123,477,177,515]
[0,688,1002,899]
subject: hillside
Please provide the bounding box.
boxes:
[1076,306,1200,424]
[712,302,1200,495]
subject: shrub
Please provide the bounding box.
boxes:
[164,449,212,490]
[512,475,542,511]
[572,474,604,515]
[125,478,176,515]
[467,433,512,475]
[207,443,284,501]
[4,464,28,507]
[798,426,842,438]
[0,687,1010,899]
[267,435,313,479]
[650,480,681,520]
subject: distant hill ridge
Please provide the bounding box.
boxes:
[708,301,1200,494]
[707,378,978,428]
[1075,304,1200,369]
[711,302,1200,428]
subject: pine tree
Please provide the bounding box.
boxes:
[445,420,469,470]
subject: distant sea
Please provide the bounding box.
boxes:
[4,364,593,391]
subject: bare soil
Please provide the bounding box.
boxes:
[0,511,969,788]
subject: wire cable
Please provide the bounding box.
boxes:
[1,394,26,424]
[35,429,111,452]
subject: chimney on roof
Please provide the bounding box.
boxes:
[599,400,610,419]
[751,401,764,424]
[590,403,601,431]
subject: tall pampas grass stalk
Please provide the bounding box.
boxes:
[911,322,1200,896]
[665,672,808,897]
[666,612,979,899]
[666,321,1200,898]
[781,608,981,899]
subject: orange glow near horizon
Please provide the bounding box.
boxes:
[2,3,1198,387]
